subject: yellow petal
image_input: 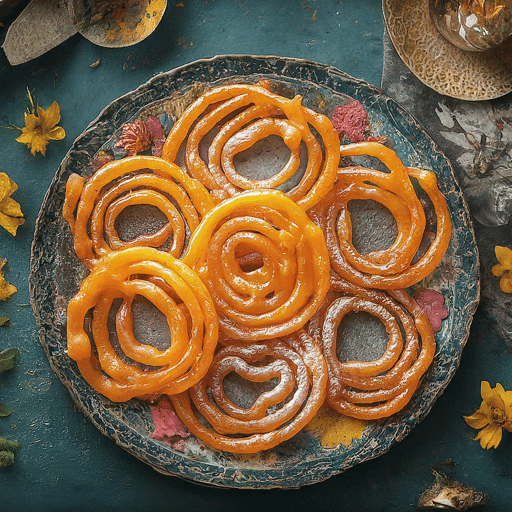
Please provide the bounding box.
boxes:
[0,261,16,300]
[8,179,18,196]
[492,263,505,277]
[476,424,502,449]
[0,174,11,203]
[40,101,61,131]
[481,381,493,401]
[480,400,493,419]
[495,246,512,269]
[0,281,17,300]
[464,409,489,429]
[0,211,24,236]
[488,425,503,449]
[28,134,49,156]
[15,127,36,145]
[502,390,512,409]
[500,276,512,294]
[487,389,505,410]
[48,126,65,141]
[0,196,23,218]
[23,111,38,132]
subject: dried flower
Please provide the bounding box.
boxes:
[14,90,65,156]
[491,245,512,293]
[149,397,189,451]
[417,469,488,510]
[116,120,152,155]
[331,100,370,143]
[0,173,24,236]
[464,381,512,449]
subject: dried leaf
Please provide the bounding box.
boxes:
[0,347,18,374]
[418,470,488,510]
[0,174,24,236]
[0,260,17,300]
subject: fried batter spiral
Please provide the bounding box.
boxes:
[183,189,331,340]
[170,330,327,453]
[308,141,451,289]
[161,82,340,210]
[62,81,455,452]
[313,275,436,420]
[62,155,215,269]
[66,247,219,402]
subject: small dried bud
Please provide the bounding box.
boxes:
[116,120,152,155]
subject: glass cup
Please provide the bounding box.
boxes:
[430,0,512,51]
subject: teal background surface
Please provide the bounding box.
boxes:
[0,1,509,510]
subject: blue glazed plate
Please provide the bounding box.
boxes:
[29,55,479,489]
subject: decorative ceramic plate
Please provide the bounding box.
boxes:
[29,55,479,489]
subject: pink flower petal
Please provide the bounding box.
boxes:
[150,397,189,441]
[145,115,166,157]
[331,100,369,143]
[412,288,448,333]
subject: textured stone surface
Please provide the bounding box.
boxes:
[382,27,512,347]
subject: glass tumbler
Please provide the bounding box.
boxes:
[430,0,512,51]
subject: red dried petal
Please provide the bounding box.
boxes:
[150,397,189,440]
[413,288,448,332]
[145,115,166,157]
[90,150,115,172]
[331,100,370,143]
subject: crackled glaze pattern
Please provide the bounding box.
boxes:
[383,0,512,100]
[29,56,479,489]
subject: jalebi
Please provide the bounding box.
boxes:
[62,155,215,269]
[66,247,218,402]
[312,274,436,420]
[171,329,327,453]
[308,141,451,289]
[182,189,331,340]
[161,82,339,211]
[62,80,455,452]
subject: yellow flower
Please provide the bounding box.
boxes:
[464,381,512,449]
[492,246,512,293]
[15,100,65,156]
[0,173,24,236]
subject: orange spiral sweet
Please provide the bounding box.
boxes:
[62,82,454,451]
[62,155,215,269]
[66,246,218,402]
[170,330,327,453]
[161,82,340,210]
[312,274,436,420]
[308,141,451,289]
[182,189,331,341]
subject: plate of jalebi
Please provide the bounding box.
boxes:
[29,55,479,488]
